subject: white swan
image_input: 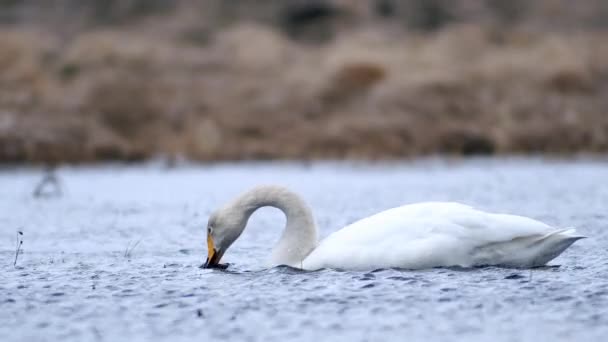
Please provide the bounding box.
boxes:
[202,185,585,270]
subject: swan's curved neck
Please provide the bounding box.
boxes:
[228,186,318,267]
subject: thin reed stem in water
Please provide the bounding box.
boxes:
[14,231,23,267]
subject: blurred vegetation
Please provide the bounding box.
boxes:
[1,0,608,163]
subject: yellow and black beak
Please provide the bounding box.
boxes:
[201,233,226,269]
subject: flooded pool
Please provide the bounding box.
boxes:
[1,158,607,341]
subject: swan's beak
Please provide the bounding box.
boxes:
[202,233,224,268]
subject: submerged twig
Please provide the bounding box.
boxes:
[124,238,142,259]
[14,231,23,267]
[123,241,131,258]
[33,166,62,198]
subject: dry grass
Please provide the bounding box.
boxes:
[1,20,608,162]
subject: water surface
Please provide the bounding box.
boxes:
[1,159,607,342]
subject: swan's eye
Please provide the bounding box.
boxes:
[208,226,213,235]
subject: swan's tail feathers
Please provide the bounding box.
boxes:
[545,228,587,242]
[473,228,586,268]
[555,228,587,240]
[529,228,586,267]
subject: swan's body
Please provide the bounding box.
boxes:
[303,202,583,270]
[203,186,584,270]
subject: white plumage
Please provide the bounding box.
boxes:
[203,186,585,271]
[302,202,584,270]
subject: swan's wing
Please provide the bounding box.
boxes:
[303,202,560,270]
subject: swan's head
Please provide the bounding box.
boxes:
[202,207,247,269]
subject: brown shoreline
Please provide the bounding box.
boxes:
[2,3,608,164]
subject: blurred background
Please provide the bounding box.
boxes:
[1,0,608,164]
